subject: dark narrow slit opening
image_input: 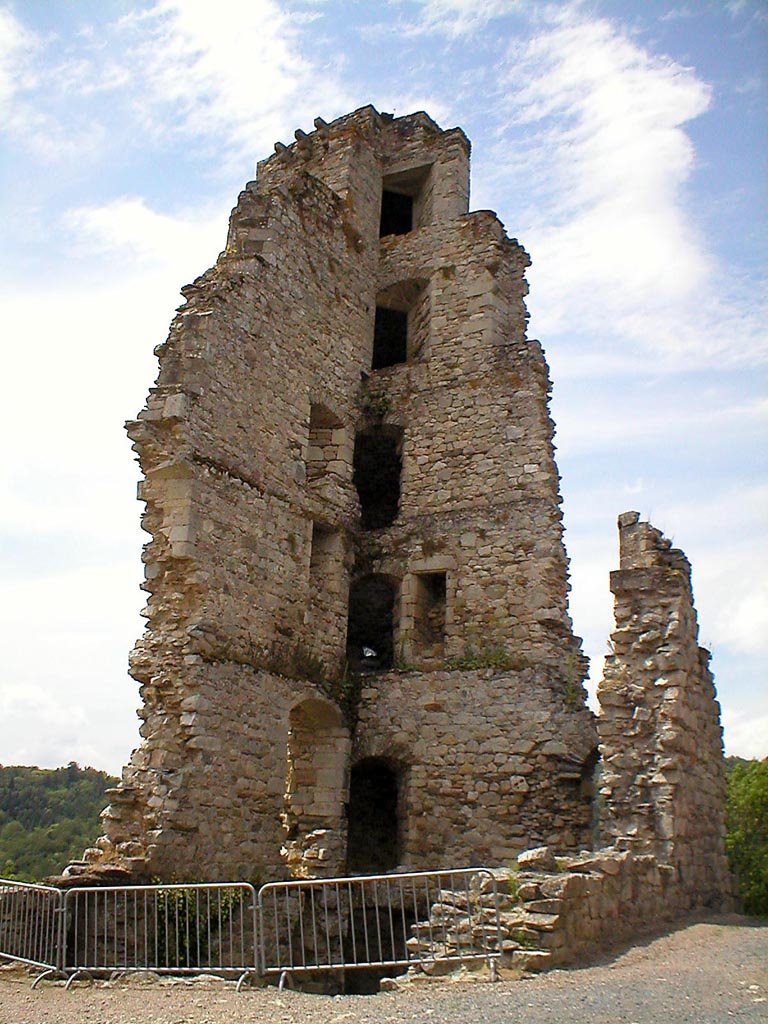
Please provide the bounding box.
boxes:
[372,306,408,369]
[347,758,400,872]
[353,427,402,529]
[379,190,413,237]
[346,574,395,671]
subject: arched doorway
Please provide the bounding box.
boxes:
[282,697,350,877]
[346,758,401,873]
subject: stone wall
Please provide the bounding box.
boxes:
[597,513,732,909]
[412,843,732,977]
[356,668,597,867]
[505,847,687,970]
[88,106,597,882]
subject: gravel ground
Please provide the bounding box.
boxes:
[1,914,766,1024]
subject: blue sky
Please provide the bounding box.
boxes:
[0,0,765,773]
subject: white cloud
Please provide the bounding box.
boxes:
[505,13,711,302]
[0,7,107,161]
[722,706,768,760]
[63,196,228,269]
[0,6,36,110]
[713,582,768,657]
[120,0,355,163]
[0,1,355,170]
[555,391,767,456]
[0,188,240,773]
[412,0,519,38]
[481,6,768,368]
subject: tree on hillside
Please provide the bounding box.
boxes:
[0,763,117,881]
[726,758,768,916]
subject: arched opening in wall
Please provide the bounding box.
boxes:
[283,698,350,874]
[346,574,396,672]
[379,164,433,237]
[346,757,401,873]
[353,426,403,529]
[372,279,429,369]
[559,746,601,849]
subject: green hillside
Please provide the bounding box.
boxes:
[0,763,118,882]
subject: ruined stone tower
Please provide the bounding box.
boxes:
[598,513,732,908]
[97,107,598,881]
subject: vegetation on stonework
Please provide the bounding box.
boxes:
[562,650,585,706]
[0,763,117,882]
[725,757,768,916]
[320,662,365,724]
[505,870,520,901]
[447,642,528,672]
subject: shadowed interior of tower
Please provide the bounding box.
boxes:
[346,574,396,671]
[379,190,412,236]
[346,757,401,872]
[372,306,408,368]
[353,427,403,529]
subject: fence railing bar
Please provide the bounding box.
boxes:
[297,888,306,968]
[309,887,318,966]
[2,870,500,982]
[360,880,371,965]
[346,881,357,965]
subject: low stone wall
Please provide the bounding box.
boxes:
[496,845,731,971]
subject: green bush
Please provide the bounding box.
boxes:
[726,758,768,916]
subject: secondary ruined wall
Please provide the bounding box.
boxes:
[597,512,732,909]
[84,106,596,882]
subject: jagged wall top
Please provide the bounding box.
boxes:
[616,510,693,578]
[250,105,472,231]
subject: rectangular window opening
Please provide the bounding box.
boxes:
[372,306,408,369]
[379,164,432,238]
[414,572,446,650]
[346,575,396,672]
[353,427,403,530]
[380,190,413,237]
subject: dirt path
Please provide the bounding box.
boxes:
[1,914,766,1024]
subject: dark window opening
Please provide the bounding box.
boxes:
[372,307,408,369]
[379,190,413,237]
[347,758,400,873]
[414,572,446,647]
[353,427,402,529]
[346,574,395,671]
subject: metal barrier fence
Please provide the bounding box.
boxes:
[0,880,64,973]
[63,882,259,983]
[0,869,501,987]
[258,868,501,981]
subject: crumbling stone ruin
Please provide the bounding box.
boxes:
[597,512,732,908]
[79,107,730,924]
